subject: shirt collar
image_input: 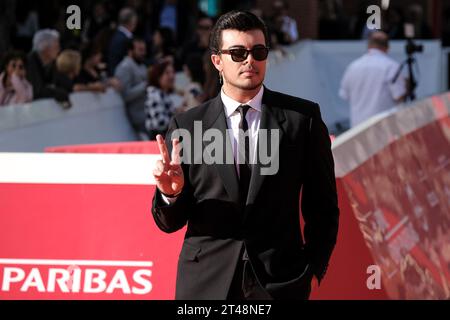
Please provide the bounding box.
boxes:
[221,86,264,118]
[118,25,133,39]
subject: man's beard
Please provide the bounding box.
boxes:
[132,55,145,64]
[226,77,264,91]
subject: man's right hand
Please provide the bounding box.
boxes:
[153,134,184,197]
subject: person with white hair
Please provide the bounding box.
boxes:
[107,7,138,75]
[26,29,67,102]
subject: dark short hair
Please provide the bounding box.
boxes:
[368,31,389,49]
[126,37,146,52]
[1,51,26,71]
[209,10,269,53]
[0,50,26,85]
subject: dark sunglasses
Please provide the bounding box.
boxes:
[218,46,269,62]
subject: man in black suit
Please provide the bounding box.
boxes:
[107,7,138,76]
[152,11,339,300]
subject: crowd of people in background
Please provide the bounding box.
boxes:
[0,0,448,139]
[0,0,304,140]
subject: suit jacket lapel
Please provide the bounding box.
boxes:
[200,89,286,209]
[246,88,286,209]
[202,95,240,204]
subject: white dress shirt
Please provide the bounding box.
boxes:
[221,86,263,177]
[118,25,133,39]
[339,48,406,127]
[162,86,264,204]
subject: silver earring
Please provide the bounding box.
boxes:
[219,72,223,85]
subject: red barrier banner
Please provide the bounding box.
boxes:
[333,92,450,299]
[0,144,387,300]
[0,182,185,299]
[340,124,450,299]
[1,92,449,299]
[0,150,186,300]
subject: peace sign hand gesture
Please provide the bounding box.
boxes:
[153,134,184,197]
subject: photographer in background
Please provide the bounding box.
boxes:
[339,31,408,128]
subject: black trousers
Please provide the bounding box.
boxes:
[226,251,273,300]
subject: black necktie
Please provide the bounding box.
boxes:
[237,105,251,204]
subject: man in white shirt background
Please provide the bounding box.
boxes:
[339,31,408,128]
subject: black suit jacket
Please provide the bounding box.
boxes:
[107,29,130,76]
[26,52,68,102]
[152,87,339,300]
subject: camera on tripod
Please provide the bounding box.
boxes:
[406,39,423,56]
[404,22,424,55]
[392,23,424,101]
